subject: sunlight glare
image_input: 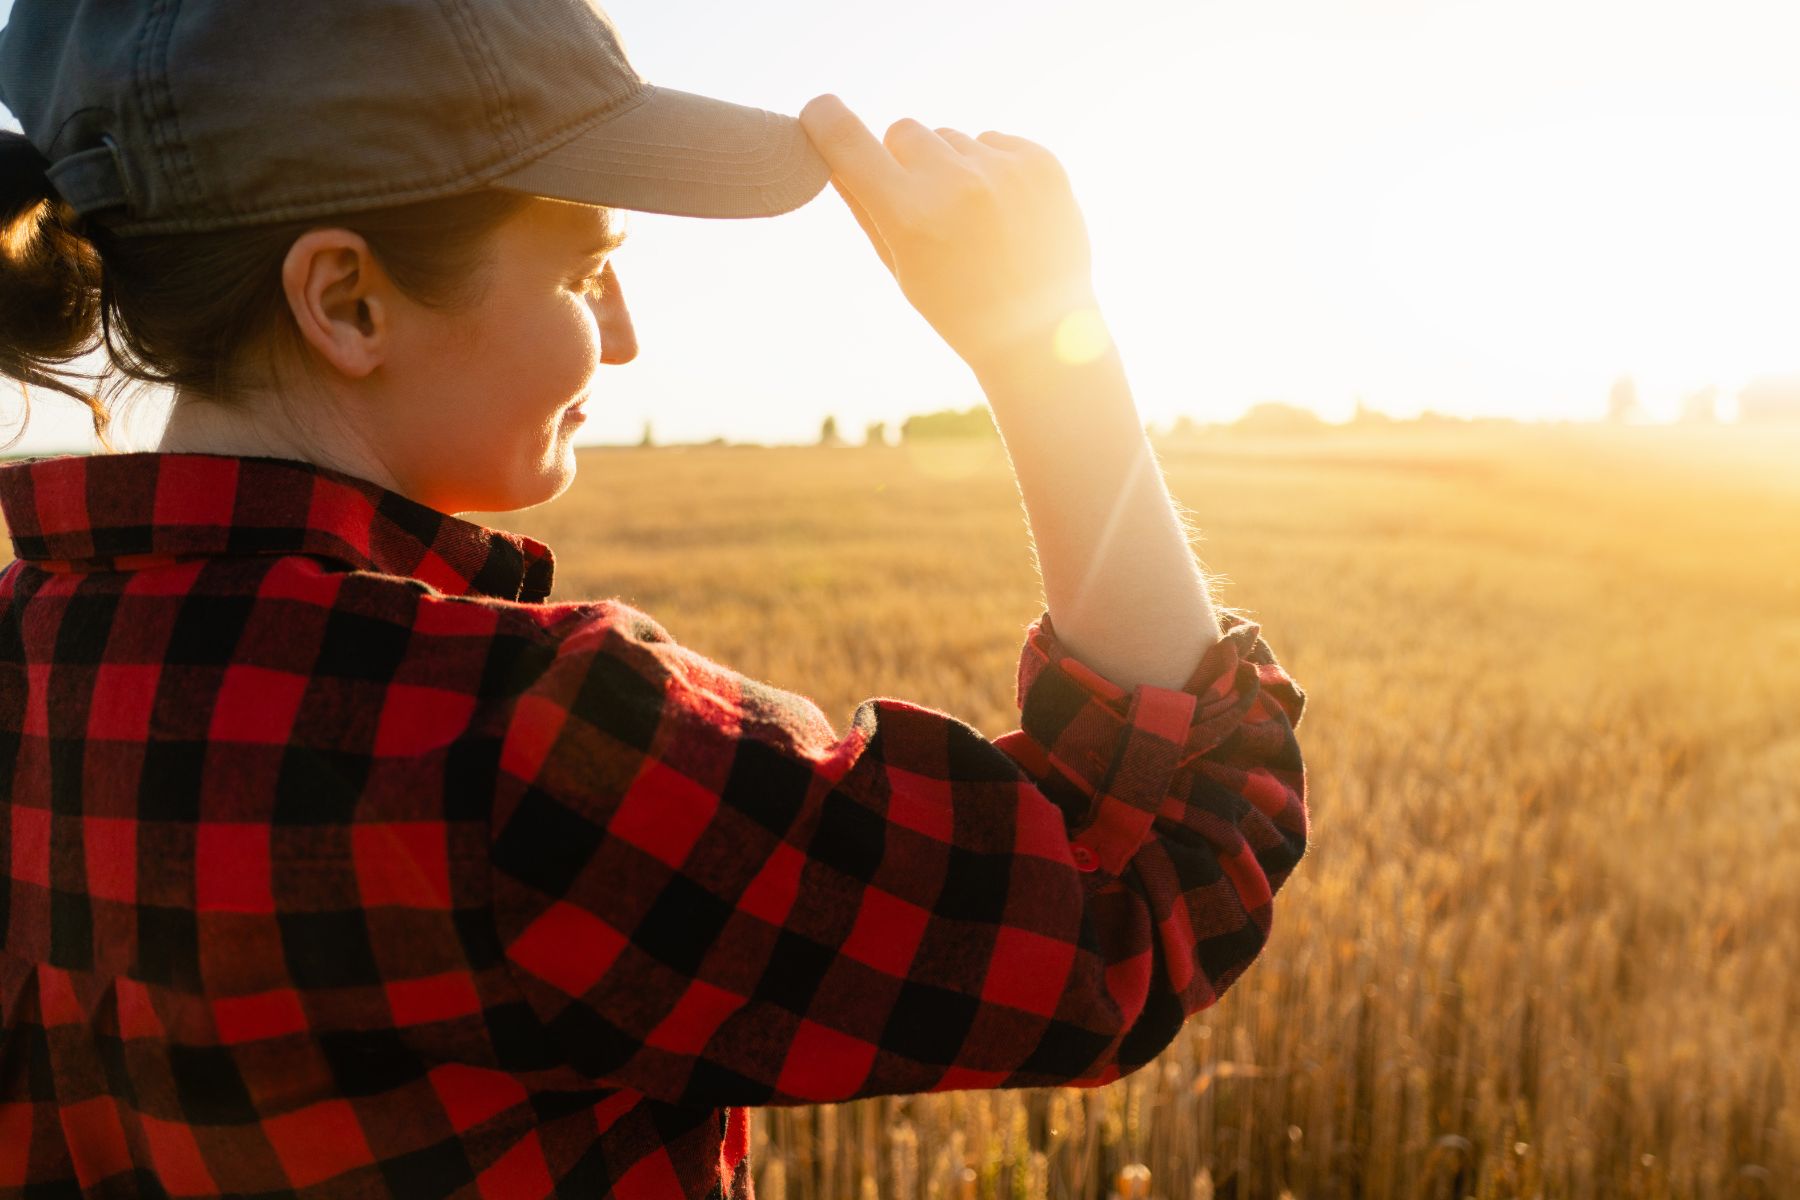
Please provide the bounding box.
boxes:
[1053,308,1113,367]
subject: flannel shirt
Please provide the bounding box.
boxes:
[0,450,1309,1199]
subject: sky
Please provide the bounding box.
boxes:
[5,0,1800,452]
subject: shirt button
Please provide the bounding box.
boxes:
[1070,844,1098,872]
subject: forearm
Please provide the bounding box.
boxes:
[791,96,1224,686]
[978,335,1221,692]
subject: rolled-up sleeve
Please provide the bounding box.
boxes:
[486,599,1307,1107]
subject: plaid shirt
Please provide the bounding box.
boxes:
[0,450,1309,1199]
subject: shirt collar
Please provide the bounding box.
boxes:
[0,451,557,603]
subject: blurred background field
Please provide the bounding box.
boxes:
[470,422,1799,1200]
[7,422,1794,1198]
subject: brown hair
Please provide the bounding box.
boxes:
[0,130,534,454]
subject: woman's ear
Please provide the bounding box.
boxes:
[281,228,388,379]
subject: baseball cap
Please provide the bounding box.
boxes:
[0,0,832,236]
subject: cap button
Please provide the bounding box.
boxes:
[1070,844,1098,872]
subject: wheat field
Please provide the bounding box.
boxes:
[6,422,1796,1198]
[473,423,1798,1200]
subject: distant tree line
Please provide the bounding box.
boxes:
[810,409,997,446]
[636,377,1800,451]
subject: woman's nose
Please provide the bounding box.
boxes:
[592,261,637,365]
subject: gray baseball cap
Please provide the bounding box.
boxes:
[0,0,832,235]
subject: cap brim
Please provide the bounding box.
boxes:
[488,84,830,219]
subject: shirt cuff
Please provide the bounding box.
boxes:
[1006,606,1301,877]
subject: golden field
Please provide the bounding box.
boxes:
[7,422,1798,1198]
[475,423,1798,1200]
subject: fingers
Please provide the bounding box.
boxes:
[935,127,983,156]
[979,128,1068,183]
[977,130,1035,152]
[803,93,1054,292]
[882,118,963,173]
[799,94,909,223]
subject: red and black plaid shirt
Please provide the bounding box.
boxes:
[0,450,1309,1199]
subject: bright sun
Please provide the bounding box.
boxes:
[1058,1,1800,427]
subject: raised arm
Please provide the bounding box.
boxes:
[485,99,1308,1110]
[486,599,1306,1107]
[797,95,1219,692]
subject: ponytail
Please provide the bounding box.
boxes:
[0,130,113,451]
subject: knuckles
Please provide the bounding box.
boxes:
[944,163,993,202]
[834,114,1072,244]
[899,169,1000,236]
[1015,141,1067,179]
[883,118,933,149]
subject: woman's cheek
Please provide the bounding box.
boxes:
[497,296,600,426]
[563,293,608,386]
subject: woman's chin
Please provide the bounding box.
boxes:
[443,455,575,517]
[530,448,581,507]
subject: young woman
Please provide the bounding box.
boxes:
[0,2,1309,1196]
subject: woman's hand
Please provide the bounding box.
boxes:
[800,97,1220,692]
[799,94,1103,380]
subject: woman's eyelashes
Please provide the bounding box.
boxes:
[573,265,607,297]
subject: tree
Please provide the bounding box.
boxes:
[864,420,889,447]
[1737,375,1800,425]
[1351,396,1393,425]
[1606,375,1641,424]
[900,406,1000,442]
[1231,401,1327,435]
[818,414,846,447]
[1679,386,1719,425]
[1164,414,1204,441]
[639,419,655,448]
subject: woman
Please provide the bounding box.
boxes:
[0,1,1309,1196]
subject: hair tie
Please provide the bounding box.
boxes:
[0,131,54,226]
[0,131,56,198]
